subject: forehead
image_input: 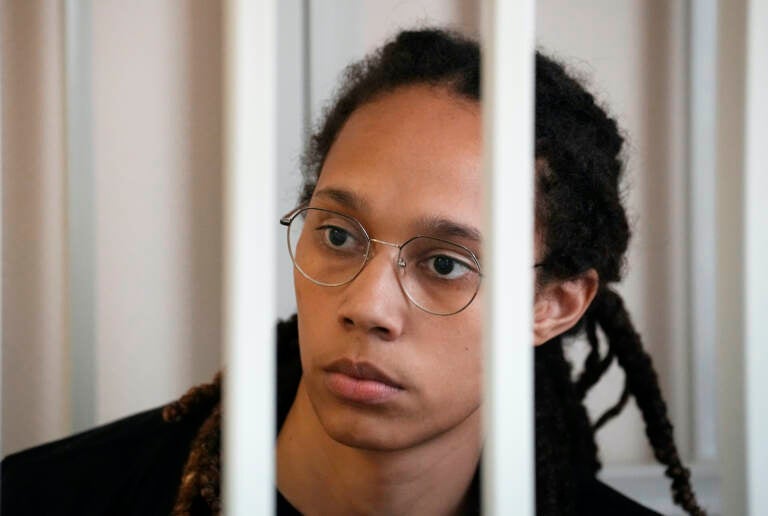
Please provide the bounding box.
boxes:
[314,85,482,236]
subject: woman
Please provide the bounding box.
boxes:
[2,29,703,515]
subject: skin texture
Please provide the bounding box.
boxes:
[276,84,595,515]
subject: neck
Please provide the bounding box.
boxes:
[277,379,482,515]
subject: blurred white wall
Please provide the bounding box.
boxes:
[1,2,696,493]
[91,1,224,424]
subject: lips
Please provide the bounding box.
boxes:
[326,359,402,387]
[323,359,404,404]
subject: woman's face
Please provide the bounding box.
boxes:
[294,84,484,452]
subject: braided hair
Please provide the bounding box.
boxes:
[163,374,222,515]
[164,28,703,515]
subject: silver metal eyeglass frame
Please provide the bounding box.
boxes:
[279,205,483,316]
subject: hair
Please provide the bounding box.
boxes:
[165,28,704,515]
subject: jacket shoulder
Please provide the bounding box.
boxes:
[4,407,164,465]
[2,406,199,516]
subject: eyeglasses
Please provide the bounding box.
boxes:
[280,206,483,316]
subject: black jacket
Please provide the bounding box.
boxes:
[2,318,660,515]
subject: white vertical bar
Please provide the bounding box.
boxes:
[223,1,277,514]
[688,0,719,462]
[481,1,536,515]
[0,0,4,455]
[64,0,96,434]
[743,1,768,514]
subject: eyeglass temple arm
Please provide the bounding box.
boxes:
[280,205,308,226]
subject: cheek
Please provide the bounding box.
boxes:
[294,272,331,319]
[409,341,483,443]
[294,274,334,356]
[416,314,484,406]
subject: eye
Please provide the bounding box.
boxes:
[326,226,349,247]
[424,254,473,280]
[316,224,362,252]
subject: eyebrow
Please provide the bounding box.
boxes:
[313,187,370,212]
[415,216,482,245]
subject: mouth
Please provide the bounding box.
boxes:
[323,359,404,404]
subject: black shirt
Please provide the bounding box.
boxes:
[2,318,660,515]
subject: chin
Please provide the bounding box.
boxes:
[314,398,476,454]
[308,393,433,452]
[319,411,429,452]
[327,427,405,452]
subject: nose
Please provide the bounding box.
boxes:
[337,244,407,341]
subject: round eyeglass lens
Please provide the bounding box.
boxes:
[398,236,481,315]
[287,208,370,286]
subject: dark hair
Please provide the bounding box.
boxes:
[166,28,703,515]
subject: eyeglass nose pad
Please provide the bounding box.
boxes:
[397,257,406,269]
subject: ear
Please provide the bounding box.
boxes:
[533,270,598,346]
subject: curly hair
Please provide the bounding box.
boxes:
[163,373,222,515]
[165,28,703,515]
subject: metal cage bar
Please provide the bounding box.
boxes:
[481,1,536,515]
[222,0,278,514]
[744,1,768,513]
